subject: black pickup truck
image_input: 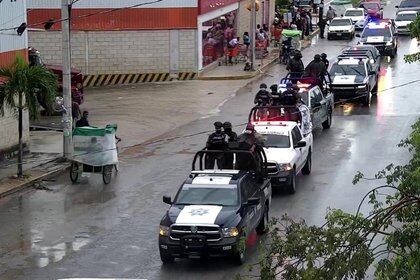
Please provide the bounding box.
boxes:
[159,149,272,265]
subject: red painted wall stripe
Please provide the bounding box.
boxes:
[0,49,28,68]
[28,8,198,30]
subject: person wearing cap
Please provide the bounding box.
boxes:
[254,83,273,106]
[222,121,238,169]
[205,121,227,169]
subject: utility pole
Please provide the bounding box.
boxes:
[62,0,72,159]
[250,0,256,71]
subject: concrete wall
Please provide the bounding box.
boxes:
[0,107,30,159]
[28,30,198,76]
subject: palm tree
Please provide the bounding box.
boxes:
[0,55,57,177]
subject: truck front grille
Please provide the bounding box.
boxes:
[266,162,279,175]
[170,225,222,241]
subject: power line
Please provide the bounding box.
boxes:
[0,0,164,32]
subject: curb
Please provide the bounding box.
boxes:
[0,163,70,199]
[199,28,320,81]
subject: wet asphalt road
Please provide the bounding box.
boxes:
[1,2,420,279]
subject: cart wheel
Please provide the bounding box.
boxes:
[70,162,80,183]
[102,165,113,184]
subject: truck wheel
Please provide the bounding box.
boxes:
[233,233,247,265]
[322,112,332,129]
[160,250,175,264]
[102,165,113,184]
[256,205,269,234]
[362,90,371,106]
[302,151,311,175]
[287,169,296,194]
[70,162,80,183]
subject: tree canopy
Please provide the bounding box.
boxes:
[241,119,420,279]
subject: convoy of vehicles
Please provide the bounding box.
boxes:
[327,18,356,40]
[156,0,416,267]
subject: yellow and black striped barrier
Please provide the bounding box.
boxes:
[83,72,197,88]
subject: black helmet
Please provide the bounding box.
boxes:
[270,84,278,91]
[321,53,327,59]
[214,121,223,129]
[223,121,232,129]
[314,54,321,61]
[259,83,268,89]
[294,51,302,59]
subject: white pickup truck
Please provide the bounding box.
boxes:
[255,121,313,194]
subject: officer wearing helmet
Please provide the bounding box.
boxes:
[236,123,265,176]
[205,121,228,169]
[304,54,327,78]
[254,83,273,106]
[286,50,305,81]
[222,121,238,169]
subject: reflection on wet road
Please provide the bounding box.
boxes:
[1,1,419,279]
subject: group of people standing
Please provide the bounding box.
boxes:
[205,121,265,171]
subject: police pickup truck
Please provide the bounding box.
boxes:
[255,121,313,194]
[329,57,379,105]
[357,21,398,58]
[341,45,381,74]
[159,149,271,265]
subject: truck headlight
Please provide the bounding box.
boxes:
[385,41,393,46]
[159,225,170,236]
[357,85,367,89]
[222,227,239,237]
[278,163,293,172]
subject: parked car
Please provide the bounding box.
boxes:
[327,18,356,40]
[395,11,419,34]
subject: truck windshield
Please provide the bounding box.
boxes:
[263,134,290,148]
[330,19,351,26]
[396,13,417,21]
[175,184,238,206]
[362,27,391,37]
[330,64,366,76]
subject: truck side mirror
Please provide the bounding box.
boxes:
[246,197,260,206]
[294,140,306,148]
[163,196,172,205]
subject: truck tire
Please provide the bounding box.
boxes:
[302,151,311,175]
[362,90,370,106]
[233,233,247,265]
[322,112,332,129]
[256,205,269,234]
[287,169,296,194]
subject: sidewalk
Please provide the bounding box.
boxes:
[0,130,67,198]
[198,29,319,80]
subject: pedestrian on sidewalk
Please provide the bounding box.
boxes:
[227,37,239,64]
[326,6,336,22]
[318,16,327,39]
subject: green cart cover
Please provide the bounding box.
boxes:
[72,124,118,166]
